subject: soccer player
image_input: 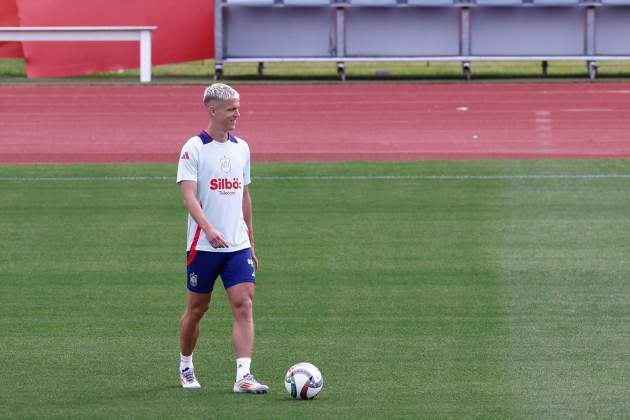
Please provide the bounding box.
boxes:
[176,83,268,393]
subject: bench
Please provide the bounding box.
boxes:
[0,26,157,82]
[216,0,630,80]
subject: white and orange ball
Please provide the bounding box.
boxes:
[284,362,324,400]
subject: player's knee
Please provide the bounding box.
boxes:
[232,297,252,320]
[188,302,210,320]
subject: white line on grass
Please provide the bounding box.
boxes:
[0,176,173,181]
[1,174,630,181]
[258,174,630,180]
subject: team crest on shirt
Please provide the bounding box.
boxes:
[189,272,198,287]
[220,155,231,173]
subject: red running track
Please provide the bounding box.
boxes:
[1,83,629,163]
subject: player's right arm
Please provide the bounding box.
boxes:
[180,180,229,248]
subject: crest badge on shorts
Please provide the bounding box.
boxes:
[189,272,198,287]
[220,155,231,173]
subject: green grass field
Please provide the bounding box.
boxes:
[1,58,629,83]
[1,160,630,419]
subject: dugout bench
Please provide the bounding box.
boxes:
[214,0,630,80]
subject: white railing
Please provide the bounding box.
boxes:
[0,26,157,82]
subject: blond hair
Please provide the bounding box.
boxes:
[203,83,240,105]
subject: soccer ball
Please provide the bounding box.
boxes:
[284,362,324,400]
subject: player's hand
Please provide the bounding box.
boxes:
[250,247,259,271]
[204,226,229,248]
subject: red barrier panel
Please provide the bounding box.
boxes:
[0,0,23,58]
[15,0,214,78]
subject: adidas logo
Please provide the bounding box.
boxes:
[181,152,190,160]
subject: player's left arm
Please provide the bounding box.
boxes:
[243,185,259,270]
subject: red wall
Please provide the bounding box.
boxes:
[0,0,23,58]
[2,0,214,78]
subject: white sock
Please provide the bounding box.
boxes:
[236,357,251,379]
[180,353,193,372]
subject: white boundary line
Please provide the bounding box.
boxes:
[1,174,630,181]
[259,174,630,180]
[0,176,173,181]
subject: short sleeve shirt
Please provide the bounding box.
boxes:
[176,131,251,253]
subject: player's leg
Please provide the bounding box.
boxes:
[226,282,255,359]
[227,282,267,393]
[179,251,221,388]
[180,290,212,358]
[178,290,211,388]
[222,249,267,393]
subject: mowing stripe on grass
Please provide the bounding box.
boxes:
[1,174,630,182]
[2,161,629,419]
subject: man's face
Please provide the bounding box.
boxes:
[209,99,240,131]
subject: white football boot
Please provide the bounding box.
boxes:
[233,373,269,394]
[180,367,201,389]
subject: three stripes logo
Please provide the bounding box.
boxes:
[181,152,190,160]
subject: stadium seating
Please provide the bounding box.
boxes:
[226,0,334,4]
[407,0,457,5]
[215,0,630,80]
[533,0,579,5]
[349,0,400,5]
[284,0,333,5]
[474,0,524,5]
[226,0,276,5]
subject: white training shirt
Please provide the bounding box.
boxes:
[176,131,252,253]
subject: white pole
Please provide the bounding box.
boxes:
[140,30,152,83]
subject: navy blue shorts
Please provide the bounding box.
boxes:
[186,248,256,294]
